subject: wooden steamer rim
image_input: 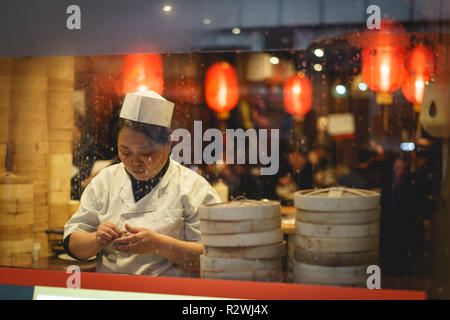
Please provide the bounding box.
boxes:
[294,247,379,266]
[294,187,380,211]
[200,255,282,272]
[201,269,283,282]
[199,198,280,221]
[295,234,379,253]
[296,207,380,225]
[204,242,285,259]
[293,261,369,285]
[201,229,283,247]
[200,217,281,234]
[295,220,380,238]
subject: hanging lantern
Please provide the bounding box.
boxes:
[205,62,239,113]
[402,45,435,105]
[283,72,312,117]
[361,20,408,93]
[122,54,164,94]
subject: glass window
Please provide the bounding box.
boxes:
[0,0,448,299]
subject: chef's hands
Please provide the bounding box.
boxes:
[95,221,126,247]
[112,224,160,254]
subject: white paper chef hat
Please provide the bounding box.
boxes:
[119,91,174,128]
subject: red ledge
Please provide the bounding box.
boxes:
[0,267,426,300]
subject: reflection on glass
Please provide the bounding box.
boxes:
[0,7,448,299]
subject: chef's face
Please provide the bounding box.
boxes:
[118,127,170,181]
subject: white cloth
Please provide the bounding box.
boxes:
[64,157,221,276]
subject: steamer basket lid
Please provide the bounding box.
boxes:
[294,187,380,211]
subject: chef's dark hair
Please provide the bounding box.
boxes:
[116,118,171,145]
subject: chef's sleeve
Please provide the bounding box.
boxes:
[181,179,221,242]
[63,177,104,240]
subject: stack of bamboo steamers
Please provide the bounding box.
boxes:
[293,187,380,287]
[0,57,75,265]
[199,198,284,282]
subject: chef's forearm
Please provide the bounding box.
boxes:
[153,234,204,272]
[69,231,103,260]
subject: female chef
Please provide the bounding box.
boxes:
[63,91,221,276]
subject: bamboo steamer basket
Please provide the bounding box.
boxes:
[11,153,48,172]
[294,235,379,253]
[199,199,282,248]
[29,179,49,208]
[201,269,283,282]
[294,187,380,212]
[200,255,283,282]
[0,173,34,266]
[202,229,283,247]
[9,57,49,155]
[296,207,380,225]
[294,247,379,266]
[204,242,285,259]
[199,199,280,221]
[48,153,72,192]
[293,261,368,286]
[49,141,72,154]
[49,203,70,229]
[293,187,380,286]
[9,58,50,213]
[45,56,74,131]
[48,129,73,143]
[47,146,72,230]
[0,58,14,144]
[49,190,70,205]
[199,199,284,282]
[200,255,282,272]
[47,91,74,130]
[0,224,33,241]
[0,239,33,266]
[33,205,49,232]
[0,144,7,173]
[200,217,281,234]
[45,55,74,183]
[8,57,51,260]
[295,221,380,238]
[0,173,33,216]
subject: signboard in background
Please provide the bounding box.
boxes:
[326,113,355,140]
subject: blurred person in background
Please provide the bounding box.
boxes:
[276,137,313,205]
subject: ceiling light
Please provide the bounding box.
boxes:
[313,63,323,72]
[335,85,346,95]
[314,48,324,57]
[358,82,368,91]
[162,4,172,12]
[232,27,241,35]
[269,56,279,65]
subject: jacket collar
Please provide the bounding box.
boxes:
[118,157,174,211]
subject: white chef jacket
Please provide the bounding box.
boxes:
[64,157,221,276]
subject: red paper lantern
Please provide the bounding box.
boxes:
[122,54,164,94]
[361,20,407,93]
[205,62,239,113]
[283,72,312,117]
[402,45,435,104]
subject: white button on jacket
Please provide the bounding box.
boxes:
[64,157,221,276]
